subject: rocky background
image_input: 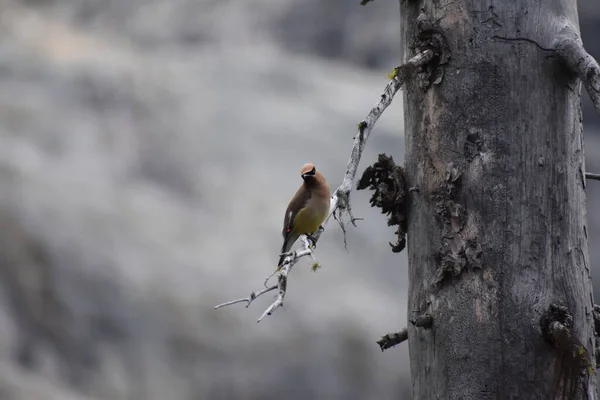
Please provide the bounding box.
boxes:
[0,1,598,399]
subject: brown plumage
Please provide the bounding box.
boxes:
[278,163,331,267]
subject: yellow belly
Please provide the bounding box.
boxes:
[293,206,328,235]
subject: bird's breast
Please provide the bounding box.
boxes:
[293,202,329,235]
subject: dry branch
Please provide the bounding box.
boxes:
[554,24,600,114]
[213,237,314,323]
[586,173,600,182]
[214,49,434,321]
[325,48,434,239]
[377,328,408,351]
[213,285,277,310]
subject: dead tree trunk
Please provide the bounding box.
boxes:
[400,1,598,398]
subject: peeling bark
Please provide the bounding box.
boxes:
[400,1,596,399]
[357,154,408,252]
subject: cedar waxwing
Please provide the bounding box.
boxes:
[278,163,331,267]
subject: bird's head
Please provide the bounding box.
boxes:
[300,163,317,181]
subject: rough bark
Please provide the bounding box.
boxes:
[400,1,596,399]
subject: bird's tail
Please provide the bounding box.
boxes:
[278,232,298,267]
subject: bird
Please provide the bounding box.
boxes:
[278,163,331,267]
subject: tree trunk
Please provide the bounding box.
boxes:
[400,1,597,399]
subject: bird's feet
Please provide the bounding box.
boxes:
[306,233,318,249]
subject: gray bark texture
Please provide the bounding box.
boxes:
[400,0,597,399]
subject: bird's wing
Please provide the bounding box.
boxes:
[282,186,312,237]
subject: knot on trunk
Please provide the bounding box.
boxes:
[409,12,451,90]
[410,313,433,329]
[357,154,407,253]
[540,304,594,399]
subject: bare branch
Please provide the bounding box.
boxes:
[214,285,277,309]
[554,24,600,114]
[377,328,408,351]
[214,236,315,321]
[257,236,313,322]
[586,173,600,181]
[214,50,435,321]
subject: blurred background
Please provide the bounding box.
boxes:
[0,0,598,399]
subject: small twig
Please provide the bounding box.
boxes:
[333,210,349,250]
[554,24,600,114]
[377,328,408,351]
[215,237,314,320]
[215,49,435,321]
[257,236,312,322]
[586,173,600,181]
[214,285,277,309]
